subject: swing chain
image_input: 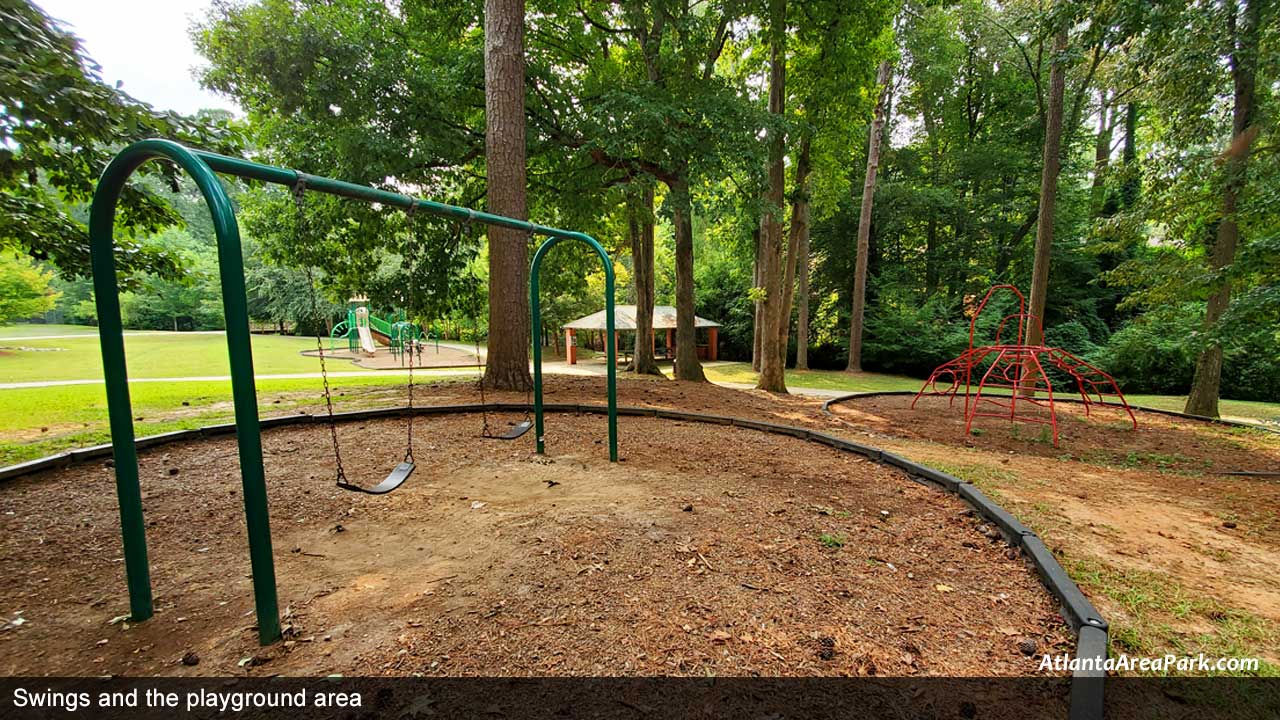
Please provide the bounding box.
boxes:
[477,318,492,438]
[461,218,495,438]
[294,179,347,485]
[403,201,417,465]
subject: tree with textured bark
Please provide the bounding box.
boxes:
[626,184,662,375]
[1185,0,1265,418]
[524,1,762,383]
[1094,1,1277,410]
[1090,89,1114,217]
[847,59,893,373]
[1120,103,1139,209]
[756,0,789,392]
[482,0,532,390]
[669,180,705,381]
[793,148,812,370]
[772,0,895,376]
[752,224,764,371]
[777,137,809,369]
[1025,25,1069,350]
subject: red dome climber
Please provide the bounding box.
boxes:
[912,285,1136,447]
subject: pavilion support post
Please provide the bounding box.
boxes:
[666,328,674,359]
[566,328,577,365]
[708,327,719,361]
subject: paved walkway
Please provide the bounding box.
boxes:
[0,370,476,390]
[0,359,615,391]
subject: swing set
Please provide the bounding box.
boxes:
[89,139,619,645]
[293,184,532,494]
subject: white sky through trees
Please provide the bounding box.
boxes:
[36,0,240,115]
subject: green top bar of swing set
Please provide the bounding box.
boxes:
[192,147,586,242]
[92,138,618,649]
[188,142,619,463]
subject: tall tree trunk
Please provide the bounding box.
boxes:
[795,194,812,370]
[482,0,530,390]
[1186,0,1262,418]
[627,185,662,376]
[670,179,705,381]
[847,59,892,373]
[1090,91,1112,217]
[756,0,788,393]
[776,137,811,370]
[1025,26,1068,350]
[751,223,763,371]
[1120,103,1139,209]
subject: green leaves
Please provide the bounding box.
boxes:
[0,251,59,323]
[1,0,242,283]
[192,0,489,309]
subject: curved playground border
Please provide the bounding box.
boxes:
[0,403,1106,720]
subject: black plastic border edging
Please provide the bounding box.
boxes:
[820,390,1280,435]
[0,402,1104,719]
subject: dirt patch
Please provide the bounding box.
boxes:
[830,393,1280,665]
[0,409,1068,677]
[835,395,1279,475]
[0,345,67,353]
[301,344,478,370]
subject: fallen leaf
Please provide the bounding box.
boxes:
[935,584,954,593]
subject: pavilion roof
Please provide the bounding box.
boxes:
[563,305,720,331]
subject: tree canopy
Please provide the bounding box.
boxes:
[3,0,1275,411]
[1,0,240,285]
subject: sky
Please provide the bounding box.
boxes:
[37,0,241,116]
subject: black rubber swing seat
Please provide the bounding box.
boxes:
[337,461,414,495]
[489,420,532,440]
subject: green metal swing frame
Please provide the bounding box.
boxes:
[90,139,618,646]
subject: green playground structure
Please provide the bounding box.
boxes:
[89,138,618,647]
[329,298,423,360]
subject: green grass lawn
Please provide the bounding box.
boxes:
[700,362,920,393]
[0,324,488,463]
[0,323,115,338]
[1125,394,1280,425]
[0,332,332,382]
[0,373,476,466]
[1,330,1277,466]
[701,362,1280,425]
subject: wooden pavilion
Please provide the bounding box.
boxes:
[562,305,720,364]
